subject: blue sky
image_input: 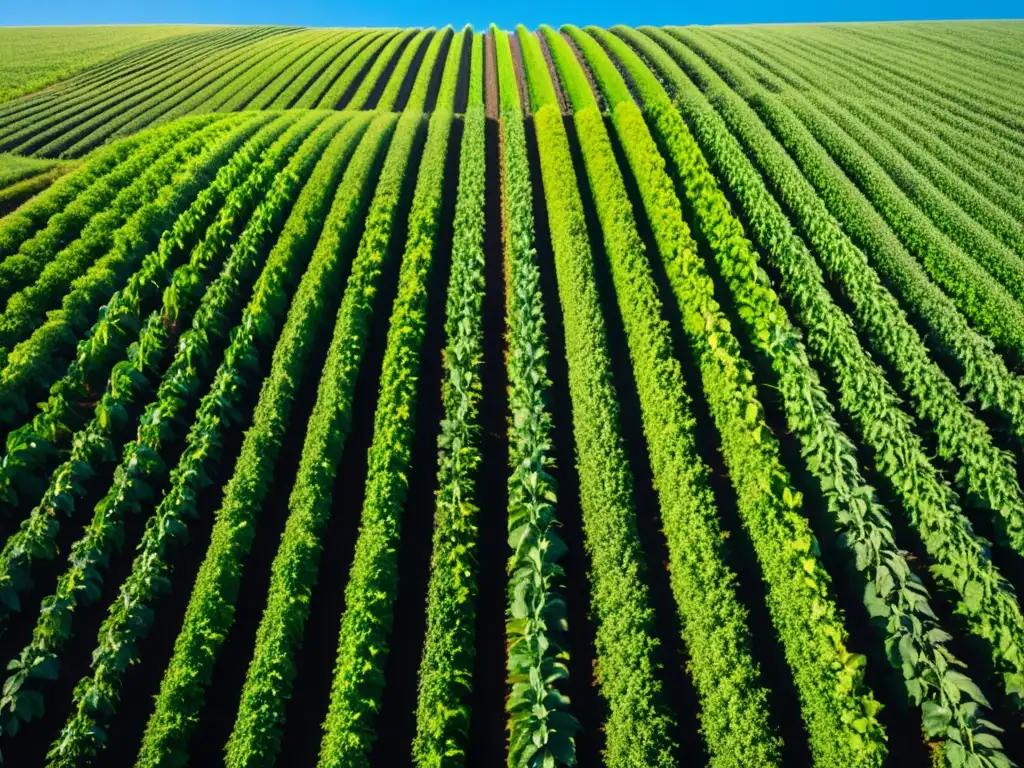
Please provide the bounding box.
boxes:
[1,0,1019,30]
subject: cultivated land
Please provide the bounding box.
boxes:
[0,19,1020,768]
[0,26,217,104]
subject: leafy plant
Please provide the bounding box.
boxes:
[519,24,682,767]
[46,113,355,767]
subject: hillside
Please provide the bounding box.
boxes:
[0,25,219,104]
[0,21,1021,768]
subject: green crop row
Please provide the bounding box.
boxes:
[0,133,145,258]
[346,30,418,110]
[630,29,1024,456]
[0,31,244,156]
[751,61,1024,344]
[782,28,1024,159]
[0,30,224,131]
[678,33,1024,550]
[0,116,209,310]
[293,30,386,109]
[217,32,328,113]
[268,31,362,109]
[406,27,453,112]
[221,113,399,768]
[606,27,1020,763]
[377,29,434,111]
[499,28,579,768]
[318,30,400,110]
[0,116,240,362]
[0,166,68,216]
[197,33,312,113]
[127,113,370,767]
[717,32,1024,261]
[0,112,292,498]
[518,25,681,766]
[153,36,306,125]
[748,29,1024,196]
[563,24,795,766]
[568,23,889,767]
[248,31,348,110]
[44,113,349,767]
[0,28,255,135]
[0,114,303,746]
[0,115,303,523]
[316,102,453,766]
[600,27,890,768]
[104,45,285,146]
[646,24,1024,545]
[0,116,259,624]
[412,32,486,767]
[0,114,276,436]
[36,35,267,159]
[0,112,325,631]
[663,28,1024,365]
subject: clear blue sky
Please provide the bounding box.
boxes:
[2,0,1019,31]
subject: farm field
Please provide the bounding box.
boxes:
[0,25,219,105]
[0,19,1021,768]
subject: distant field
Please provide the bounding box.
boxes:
[0,20,1022,768]
[0,25,218,103]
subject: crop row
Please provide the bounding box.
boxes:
[598,27,1013,767]
[221,107,416,768]
[316,48,462,766]
[411,29,486,767]
[0,26,469,159]
[564,25,889,767]
[495,28,580,768]
[0,111,301,743]
[44,113,351,766]
[516,24,684,766]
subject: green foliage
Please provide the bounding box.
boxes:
[347,29,420,110]
[0,116,265,632]
[0,116,243,365]
[431,31,465,114]
[0,26,217,103]
[522,25,680,758]
[377,29,435,111]
[494,50,579,767]
[0,154,62,188]
[247,30,352,110]
[531,95,680,767]
[515,27,558,112]
[214,113,399,768]
[0,128,149,259]
[597,27,888,768]
[294,30,388,109]
[0,20,1018,768]
[631,22,1024,713]
[430,26,468,115]
[412,104,487,767]
[467,31,483,110]
[0,113,308,748]
[564,24,787,766]
[538,27,596,112]
[667,28,1024,363]
[493,27,520,114]
[603,25,1017,767]
[762,40,1024,257]
[0,115,217,314]
[268,31,361,109]
[316,103,452,768]
[127,113,373,768]
[46,113,355,767]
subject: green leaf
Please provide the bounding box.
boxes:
[922,700,953,737]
